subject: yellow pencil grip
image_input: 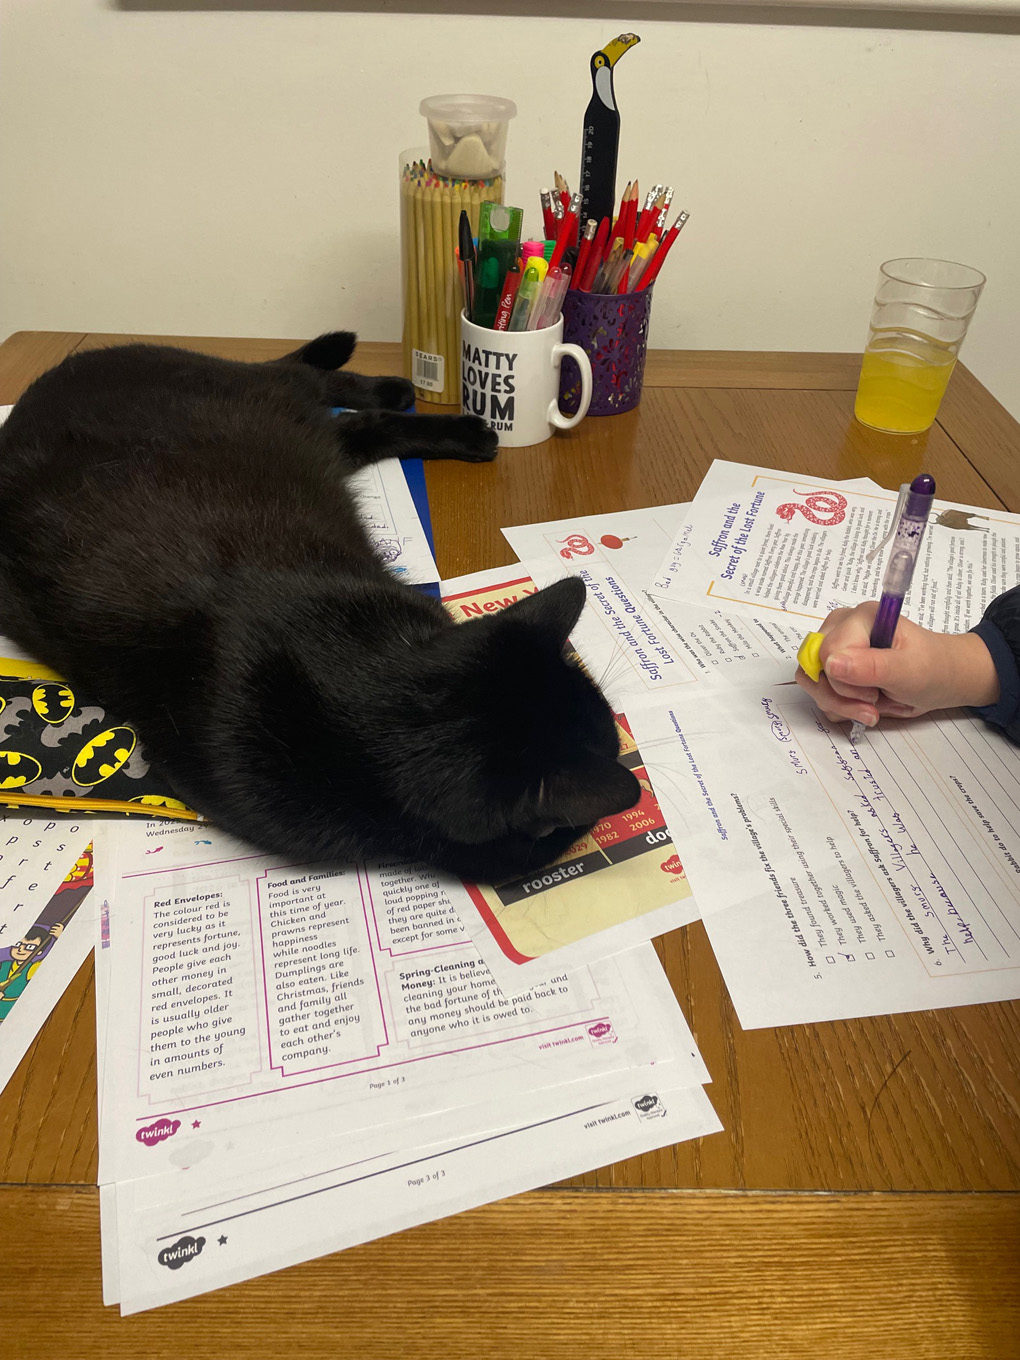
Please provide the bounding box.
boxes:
[796,631,826,682]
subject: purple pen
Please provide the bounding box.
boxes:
[850,472,936,743]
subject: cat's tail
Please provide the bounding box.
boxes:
[276,332,357,371]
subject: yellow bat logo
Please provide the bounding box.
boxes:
[130,795,188,810]
[72,727,137,786]
[32,683,76,724]
[0,749,42,789]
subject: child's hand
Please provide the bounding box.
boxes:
[795,602,1000,728]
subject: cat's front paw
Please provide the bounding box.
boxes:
[373,376,416,411]
[451,416,499,463]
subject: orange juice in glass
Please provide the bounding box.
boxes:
[854,258,985,434]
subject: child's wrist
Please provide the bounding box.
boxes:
[946,632,1000,709]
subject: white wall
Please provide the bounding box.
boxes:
[2,1,1018,417]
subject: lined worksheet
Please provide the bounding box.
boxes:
[628,686,1020,1027]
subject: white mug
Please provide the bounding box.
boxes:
[461,313,593,448]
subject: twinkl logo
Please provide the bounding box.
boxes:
[587,1021,617,1045]
[633,1094,666,1119]
[136,1117,181,1147]
[157,1235,206,1270]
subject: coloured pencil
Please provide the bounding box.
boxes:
[635,210,689,290]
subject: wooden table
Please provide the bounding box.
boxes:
[2,331,1019,1359]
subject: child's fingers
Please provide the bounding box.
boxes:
[875,697,923,718]
[825,648,895,691]
[795,668,879,725]
[812,661,880,705]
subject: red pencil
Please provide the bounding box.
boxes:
[549,192,582,269]
[579,217,610,291]
[624,181,639,251]
[540,188,555,240]
[653,187,675,240]
[637,186,662,244]
[609,182,631,246]
[636,210,689,291]
[571,219,598,290]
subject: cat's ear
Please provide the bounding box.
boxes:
[540,755,641,828]
[277,332,357,371]
[498,577,586,647]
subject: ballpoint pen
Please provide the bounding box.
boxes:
[458,211,476,321]
[528,264,571,330]
[848,472,937,742]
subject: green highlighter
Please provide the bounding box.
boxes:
[473,202,523,328]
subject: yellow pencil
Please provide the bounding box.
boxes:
[439,180,455,402]
[414,181,429,388]
[428,188,444,397]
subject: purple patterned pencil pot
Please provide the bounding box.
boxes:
[559,286,654,417]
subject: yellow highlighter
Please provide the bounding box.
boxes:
[796,631,826,682]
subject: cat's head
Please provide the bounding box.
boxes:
[386,576,641,867]
[244,576,641,882]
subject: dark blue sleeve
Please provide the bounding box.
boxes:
[969,584,1020,745]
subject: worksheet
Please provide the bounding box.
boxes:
[0,818,93,942]
[503,503,690,586]
[628,687,1020,1027]
[648,461,1020,630]
[440,566,699,988]
[523,556,802,706]
[347,458,439,593]
[105,1074,721,1315]
[503,504,882,702]
[97,819,708,1185]
[0,835,97,1094]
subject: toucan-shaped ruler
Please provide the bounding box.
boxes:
[579,32,640,232]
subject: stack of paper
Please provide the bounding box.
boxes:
[94,819,719,1312]
[0,402,716,1312]
[85,462,720,1314]
[24,448,1020,1314]
[499,462,1020,1032]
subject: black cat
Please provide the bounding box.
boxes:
[0,335,639,880]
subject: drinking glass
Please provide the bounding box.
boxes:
[854,257,985,434]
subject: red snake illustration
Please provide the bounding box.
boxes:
[558,534,596,560]
[775,491,848,526]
